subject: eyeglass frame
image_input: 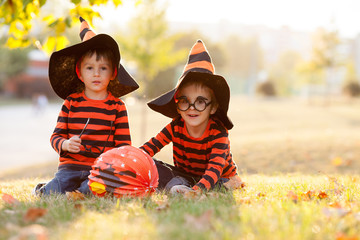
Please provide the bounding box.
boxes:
[175,96,213,112]
[78,118,114,158]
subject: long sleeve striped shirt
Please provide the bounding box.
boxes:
[140,116,238,190]
[50,91,131,170]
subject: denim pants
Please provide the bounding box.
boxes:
[154,159,229,191]
[42,168,91,195]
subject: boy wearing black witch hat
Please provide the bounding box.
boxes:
[140,40,243,194]
[33,17,138,196]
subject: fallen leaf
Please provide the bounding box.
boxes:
[256,192,266,198]
[74,203,83,210]
[66,191,85,201]
[336,232,359,240]
[287,191,298,203]
[183,190,201,200]
[300,190,315,201]
[24,208,48,222]
[332,157,343,167]
[238,197,251,204]
[329,202,343,209]
[318,191,328,199]
[2,193,20,205]
[184,210,213,231]
[223,175,245,190]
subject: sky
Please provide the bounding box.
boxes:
[98,0,360,38]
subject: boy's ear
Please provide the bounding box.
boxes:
[111,68,118,81]
[210,103,218,115]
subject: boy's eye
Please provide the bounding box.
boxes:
[86,66,93,70]
[178,98,188,104]
[197,98,206,104]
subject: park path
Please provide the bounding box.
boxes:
[0,103,61,174]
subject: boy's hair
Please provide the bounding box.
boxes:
[177,77,218,107]
[81,47,117,71]
[76,47,118,93]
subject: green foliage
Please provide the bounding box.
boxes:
[0,0,124,54]
[222,35,264,79]
[116,0,187,99]
[0,46,30,91]
[311,28,341,69]
[268,51,302,96]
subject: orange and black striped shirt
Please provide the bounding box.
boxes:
[51,91,131,170]
[140,116,238,190]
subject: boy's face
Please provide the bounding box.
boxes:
[176,84,217,135]
[78,53,116,99]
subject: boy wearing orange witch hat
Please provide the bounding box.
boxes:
[33,17,139,196]
[140,40,243,194]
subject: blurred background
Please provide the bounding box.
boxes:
[1,0,360,179]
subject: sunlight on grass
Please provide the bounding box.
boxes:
[1,175,360,239]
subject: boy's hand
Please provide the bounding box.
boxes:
[62,136,82,153]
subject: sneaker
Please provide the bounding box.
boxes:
[32,182,46,196]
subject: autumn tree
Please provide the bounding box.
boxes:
[115,0,187,142]
[0,0,130,53]
[268,51,302,96]
[222,35,264,95]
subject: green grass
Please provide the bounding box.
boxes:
[2,96,360,239]
[1,174,360,240]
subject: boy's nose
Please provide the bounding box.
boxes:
[94,68,100,76]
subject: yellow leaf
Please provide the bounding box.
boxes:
[42,36,56,55]
[332,157,343,166]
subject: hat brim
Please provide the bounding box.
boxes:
[148,72,233,129]
[49,34,138,99]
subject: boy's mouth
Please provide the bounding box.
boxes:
[93,81,101,84]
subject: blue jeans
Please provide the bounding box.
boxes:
[42,168,91,195]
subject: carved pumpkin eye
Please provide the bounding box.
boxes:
[88,145,159,198]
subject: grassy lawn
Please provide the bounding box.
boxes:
[1,96,360,239]
[1,174,359,239]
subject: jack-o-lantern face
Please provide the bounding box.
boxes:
[88,145,159,198]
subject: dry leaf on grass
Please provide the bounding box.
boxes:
[300,190,315,201]
[24,208,48,222]
[336,232,359,240]
[2,193,20,205]
[256,192,266,198]
[238,197,251,204]
[184,210,213,231]
[66,191,85,201]
[287,191,298,203]
[318,191,328,199]
[223,176,245,190]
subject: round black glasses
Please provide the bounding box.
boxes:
[175,96,212,112]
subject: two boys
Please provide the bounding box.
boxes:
[35,18,241,196]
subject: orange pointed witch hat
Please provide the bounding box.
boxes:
[147,39,233,129]
[49,17,139,99]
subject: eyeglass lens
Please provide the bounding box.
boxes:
[176,97,211,112]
